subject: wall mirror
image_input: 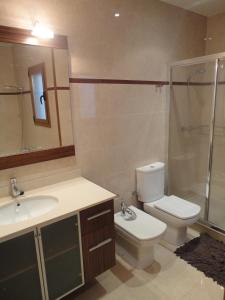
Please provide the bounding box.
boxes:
[0,25,75,170]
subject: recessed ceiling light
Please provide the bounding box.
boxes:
[114,12,120,17]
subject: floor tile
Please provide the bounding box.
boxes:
[70,244,223,300]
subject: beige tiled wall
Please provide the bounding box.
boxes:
[205,12,225,55]
[71,83,168,210]
[0,0,206,210]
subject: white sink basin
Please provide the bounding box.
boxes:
[0,196,58,225]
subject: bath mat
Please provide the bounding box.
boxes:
[175,233,225,286]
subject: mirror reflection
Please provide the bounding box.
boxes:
[28,62,50,127]
[0,43,73,157]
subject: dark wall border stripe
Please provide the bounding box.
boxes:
[0,87,70,96]
[172,81,214,86]
[0,90,31,96]
[69,77,225,87]
[47,86,70,91]
[69,78,169,85]
[0,92,20,95]
[173,81,225,86]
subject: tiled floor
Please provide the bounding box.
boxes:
[67,244,224,300]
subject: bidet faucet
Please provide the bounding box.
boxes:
[121,201,127,215]
[10,177,24,199]
[121,201,137,220]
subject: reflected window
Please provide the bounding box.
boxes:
[28,63,51,127]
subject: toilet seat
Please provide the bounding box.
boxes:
[148,195,201,220]
[114,206,167,241]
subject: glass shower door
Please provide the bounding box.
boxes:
[169,61,217,220]
[208,58,225,230]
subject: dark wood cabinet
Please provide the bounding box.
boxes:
[0,231,44,300]
[80,200,115,281]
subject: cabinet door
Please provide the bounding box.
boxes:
[82,225,115,282]
[0,231,44,300]
[39,215,84,300]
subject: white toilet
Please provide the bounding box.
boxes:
[114,205,167,269]
[136,162,201,246]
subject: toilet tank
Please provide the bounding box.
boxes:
[136,162,165,203]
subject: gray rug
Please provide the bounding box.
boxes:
[175,233,225,286]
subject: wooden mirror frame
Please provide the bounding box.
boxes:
[0,25,75,170]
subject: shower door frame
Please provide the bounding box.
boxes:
[169,52,225,233]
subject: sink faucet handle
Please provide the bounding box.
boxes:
[10,177,24,198]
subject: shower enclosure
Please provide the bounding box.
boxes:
[169,53,225,232]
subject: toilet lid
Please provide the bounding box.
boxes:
[114,206,167,240]
[154,195,201,220]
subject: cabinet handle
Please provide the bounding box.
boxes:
[87,209,111,221]
[89,238,112,252]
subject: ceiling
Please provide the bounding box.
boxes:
[160,0,225,17]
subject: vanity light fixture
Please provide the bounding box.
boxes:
[32,21,54,39]
[114,12,120,17]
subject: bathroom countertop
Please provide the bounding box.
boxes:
[0,177,116,242]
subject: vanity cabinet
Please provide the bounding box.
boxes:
[38,215,83,300]
[0,200,115,300]
[80,200,115,281]
[0,231,43,300]
[0,214,84,300]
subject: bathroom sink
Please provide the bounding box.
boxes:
[0,196,58,225]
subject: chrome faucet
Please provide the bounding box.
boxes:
[121,201,137,220]
[10,178,24,199]
[121,201,128,216]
